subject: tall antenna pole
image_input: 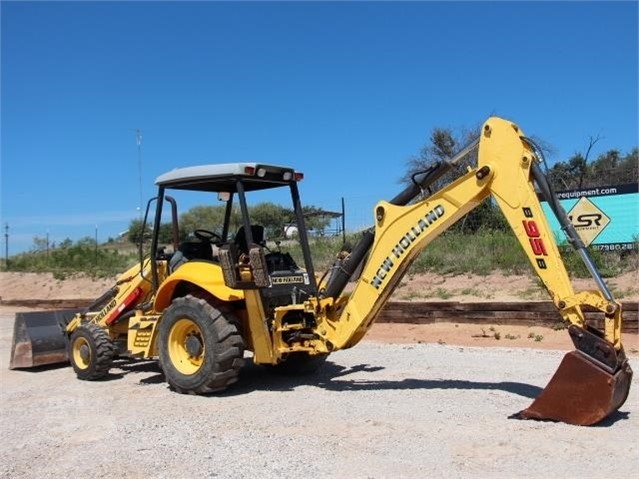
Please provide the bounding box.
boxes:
[341,197,346,244]
[3,223,8,268]
[136,129,143,220]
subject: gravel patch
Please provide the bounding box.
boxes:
[0,315,637,478]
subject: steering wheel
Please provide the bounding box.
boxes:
[193,229,223,245]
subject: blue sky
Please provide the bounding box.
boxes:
[1,1,637,254]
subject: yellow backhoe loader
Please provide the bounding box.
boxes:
[10,117,632,425]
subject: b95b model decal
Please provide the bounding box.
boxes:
[522,207,548,269]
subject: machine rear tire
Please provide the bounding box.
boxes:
[158,295,244,394]
[68,323,114,380]
[271,352,329,375]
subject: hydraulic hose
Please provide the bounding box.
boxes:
[525,138,614,302]
[322,138,480,300]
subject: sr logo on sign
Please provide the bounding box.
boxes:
[567,197,610,246]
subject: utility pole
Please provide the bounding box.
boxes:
[341,197,346,244]
[136,129,143,220]
[3,223,8,269]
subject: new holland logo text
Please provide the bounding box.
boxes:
[271,275,305,285]
[93,298,117,324]
[371,205,445,289]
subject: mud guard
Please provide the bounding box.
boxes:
[9,310,81,369]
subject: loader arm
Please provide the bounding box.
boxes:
[318,117,631,425]
[65,259,158,334]
[9,259,159,370]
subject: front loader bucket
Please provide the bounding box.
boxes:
[9,310,80,369]
[517,350,633,426]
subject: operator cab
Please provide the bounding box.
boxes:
[146,163,317,309]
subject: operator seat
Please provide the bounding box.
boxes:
[235,225,265,254]
[179,240,214,261]
[168,237,214,273]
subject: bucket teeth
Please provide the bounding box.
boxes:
[516,351,633,426]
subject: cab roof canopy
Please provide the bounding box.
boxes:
[155,163,301,193]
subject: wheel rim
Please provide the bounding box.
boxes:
[168,318,205,375]
[72,336,91,370]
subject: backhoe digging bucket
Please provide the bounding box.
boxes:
[517,350,633,426]
[9,310,80,369]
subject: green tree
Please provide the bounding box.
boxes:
[127,219,150,244]
[549,153,588,189]
[549,148,638,190]
[129,200,338,246]
[179,205,235,238]
[403,124,508,233]
[590,149,637,186]
[31,236,48,252]
[403,127,477,193]
[76,236,97,248]
[250,202,291,240]
[301,206,333,234]
[129,218,180,245]
[158,222,176,244]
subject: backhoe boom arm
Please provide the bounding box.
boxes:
[316,117,632,425]
[324,118,605,346]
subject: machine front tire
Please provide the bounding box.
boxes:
[158,296,244,394]
[69,323,115,380]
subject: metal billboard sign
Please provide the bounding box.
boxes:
[541,184,638,251]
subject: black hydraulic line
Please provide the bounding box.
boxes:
[530,162,585,250]
[322,229,374,299]
[84,287,119,314]
[390,161,452,206]
[526,141,614,301]
[110,309,136,326]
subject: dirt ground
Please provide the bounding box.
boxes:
[1,270,637,352]
[1,271,638,478]
[2,270,637,304]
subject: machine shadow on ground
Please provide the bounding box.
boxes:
[234,360,544,398]
[114,357,544,400]
[15,356,632,426]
